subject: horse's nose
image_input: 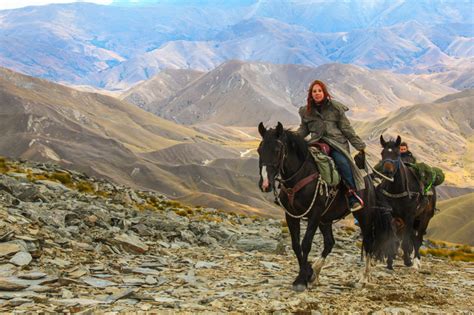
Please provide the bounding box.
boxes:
[262,178,270,191]
[383,162,395,174]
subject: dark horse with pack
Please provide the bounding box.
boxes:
[378,135,437,269]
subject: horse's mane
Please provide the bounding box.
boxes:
[284,129,308,161]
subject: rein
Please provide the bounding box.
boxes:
[270,136,337,219]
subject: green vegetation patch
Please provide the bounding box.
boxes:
[421,240,474,262]
[49,171,73,185]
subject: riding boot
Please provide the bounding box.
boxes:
[330,150,363,212]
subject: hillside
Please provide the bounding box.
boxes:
[121,69,204,104]
[354,89,474,187]
[427,193,474,245]
[135,60,456,125]
[0,67,281,216]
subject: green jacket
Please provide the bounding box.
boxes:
[296,100,366,152]
[296,100,367,190]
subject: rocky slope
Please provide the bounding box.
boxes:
[0,158,472,313]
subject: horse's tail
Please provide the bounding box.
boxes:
[372,188,398,260]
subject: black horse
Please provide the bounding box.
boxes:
[258,122,392,291]
[378,135,437,269]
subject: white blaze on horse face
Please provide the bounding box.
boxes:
[261,166,270,190]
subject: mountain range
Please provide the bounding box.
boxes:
[1,66,472,216]
[0,1,472,90]
[123,60,457,124]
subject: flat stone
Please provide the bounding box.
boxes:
[0,264,16,277]
[129,267,160,276]
[9,251,32,266]
[234,238,277,253]
[7,297,33,306]
[0,278,28,291]
[0,243,22,257]
[122,277,146,286]
[17,272,47,280]
[50,298,105,306]
[44,258,71,268]
[260,261,281,270]
[104,288,135,303]
[195,261,219,269]
[145,275,157,285]
[113,234,148,254]
[81,276,116,288]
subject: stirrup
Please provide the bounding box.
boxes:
[350,202,363,212]
[348,189,364,212]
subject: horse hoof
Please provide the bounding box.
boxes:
[404,261,413,267]
[413,258,421,270]
[387,265,394,270]
[292,284,306,292]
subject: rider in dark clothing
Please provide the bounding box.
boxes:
[399,142,416,164]
[374,141,417,175]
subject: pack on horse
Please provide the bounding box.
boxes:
[378,135,437,269]
[257,122,392,291]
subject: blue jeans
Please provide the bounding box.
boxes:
[330,149,356,190]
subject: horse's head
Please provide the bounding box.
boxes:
[257,122,286,192]
[380,135,402,176]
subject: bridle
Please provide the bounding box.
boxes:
[380,155,418,200]
[259,136,336,219]
[381,157,401,174]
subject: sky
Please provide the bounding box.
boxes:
[0,1,114,10]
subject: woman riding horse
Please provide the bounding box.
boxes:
[296,80,366,211]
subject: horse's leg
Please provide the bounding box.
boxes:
[412,228,422,270]
[310,222,334,285]
[386,230,399,270]
[286,216,306,291]
[299,215,320,289]
[356,214,374,286]
[401,218,415,267]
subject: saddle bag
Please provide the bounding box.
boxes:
[308,146,340,186]
[411,162,445,187]
[310,142,331,155]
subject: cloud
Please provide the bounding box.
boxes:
[0,1,113,10]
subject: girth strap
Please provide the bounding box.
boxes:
[381,189,419,199]
[280,173,319,208]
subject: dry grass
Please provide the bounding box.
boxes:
[76,181,95,194]
[49,172,73,185]
[421,240,474,262]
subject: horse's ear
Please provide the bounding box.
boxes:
[276,122,283,138]
[258,122,266,138]
[380,134,386,147]
[395,135,401,147]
